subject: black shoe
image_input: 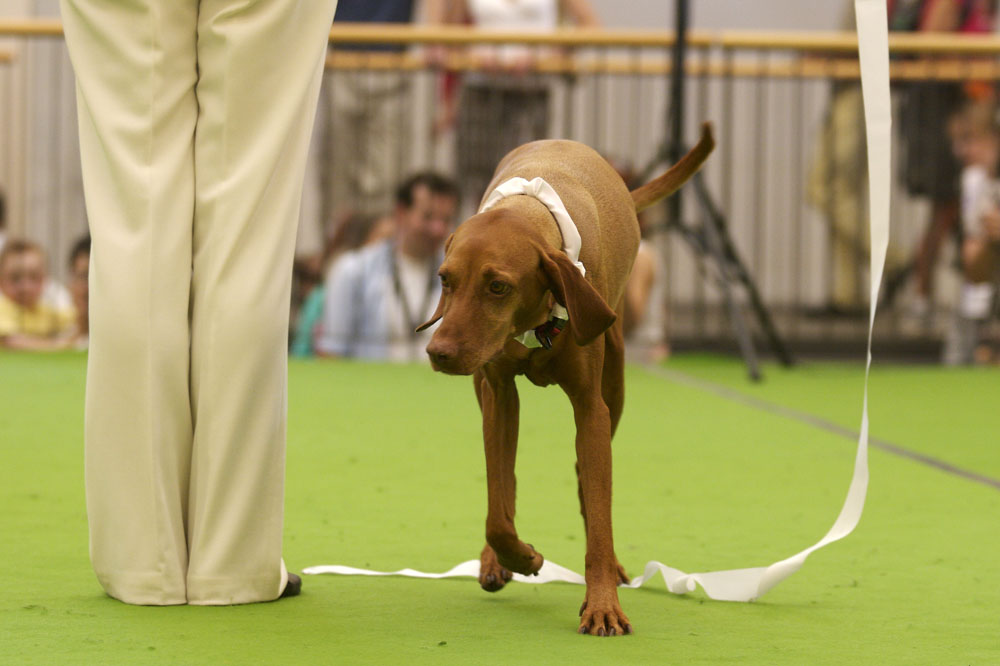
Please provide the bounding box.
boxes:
[280,573,302,599]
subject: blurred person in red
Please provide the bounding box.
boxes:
[436,0,600,209]
[892,0,997,319]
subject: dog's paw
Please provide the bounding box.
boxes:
[495,542,544,577]
[479,546,513,593]
[578,592,633,637]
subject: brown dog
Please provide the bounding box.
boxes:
[418,124,715,636]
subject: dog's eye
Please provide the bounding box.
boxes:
[488,281,509,296]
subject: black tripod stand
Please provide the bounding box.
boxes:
[640,0,793,381]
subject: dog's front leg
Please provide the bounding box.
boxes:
[571,391,632,636]
[475,367,543,592]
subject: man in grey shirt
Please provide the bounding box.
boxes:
[317,173,458,361]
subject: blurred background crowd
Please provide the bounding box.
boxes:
[1,0,998,364]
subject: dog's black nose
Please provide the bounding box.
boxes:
[426,340,453,366]
[426,338,473,374]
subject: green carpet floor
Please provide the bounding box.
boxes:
[1,351,997,664]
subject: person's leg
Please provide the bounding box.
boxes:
[62,0,198,605]
[327,71,362,219]
[456,83,498,211]
[915,198,960,301]
[357,71,409,216]
[185,0,337,605]
[826,86,867,309]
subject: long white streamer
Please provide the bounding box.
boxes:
[306,2,891,602]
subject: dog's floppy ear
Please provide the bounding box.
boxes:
[415,233,454,333]
[538,248,616,346]
[416,296,444,333]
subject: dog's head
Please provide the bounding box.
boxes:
[418,208,616,375]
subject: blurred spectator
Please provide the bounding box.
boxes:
[0,238,76,350]
[609,159,670,363]
[943,100,1000,362]
[290,212,393,357]
[67,235,91,349]
[316,172,459,360]
[807,2,907,316]
[963,202,1000,362]
[298,0,437,261]
[963,197,1000,286]
[893,0,997,319]
[623,232,669,364]
[438,0,599,207]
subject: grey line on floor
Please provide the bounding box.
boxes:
[643,364,1000,493]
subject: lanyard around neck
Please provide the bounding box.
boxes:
[390,245,439,339]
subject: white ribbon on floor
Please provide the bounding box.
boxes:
[306,0,890,602]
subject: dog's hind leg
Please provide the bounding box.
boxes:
[568,358,632,636]
[575,464,629,587]
[475,366,544,592]
[576,315,625,529]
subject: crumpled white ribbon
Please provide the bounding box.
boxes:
[307,1,890,602]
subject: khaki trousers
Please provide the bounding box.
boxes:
[62,0,338,605]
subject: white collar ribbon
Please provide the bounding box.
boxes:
[479,176,586,348]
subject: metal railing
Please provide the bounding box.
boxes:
[3,20,998,356]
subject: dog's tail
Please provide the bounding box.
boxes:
[630,122,715,213]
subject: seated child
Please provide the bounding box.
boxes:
[943,100,1000,363]
[0,239,77,350]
